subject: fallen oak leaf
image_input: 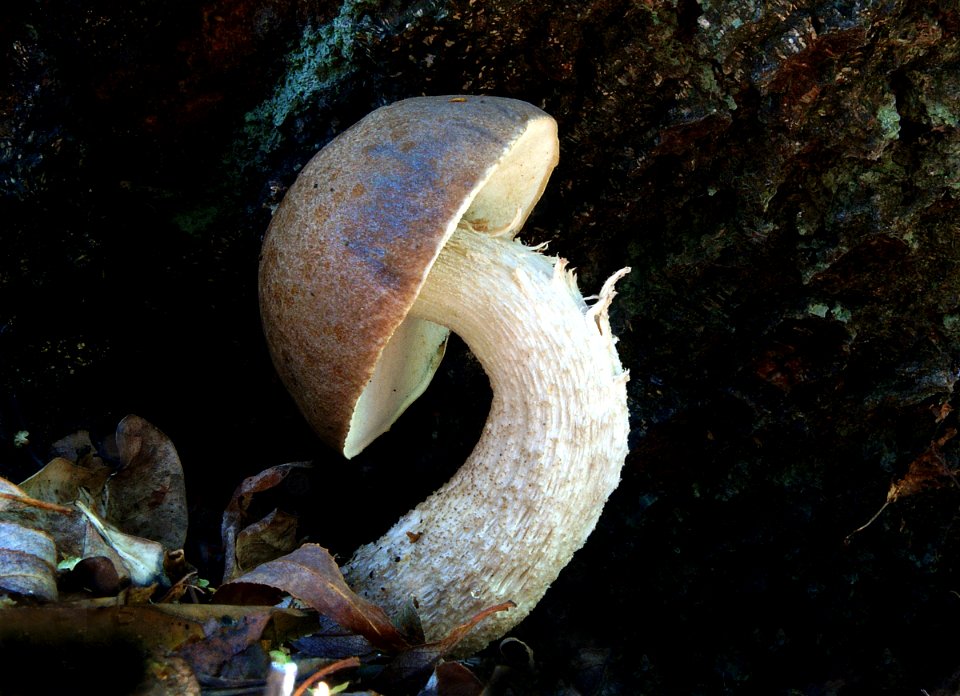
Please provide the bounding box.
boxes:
[216,543,411,653]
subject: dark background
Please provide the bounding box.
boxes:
[3,0,960,692]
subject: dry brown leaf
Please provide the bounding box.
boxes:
[886,428,958,501]
[294,601,514,695]
[107,414,188,551]
[3,496,157,594]
[1,416,196,607]
[177,609,274,680]
[374,601,516,688]
[0,521,58,601]
[218,540,515,693]
[847,428,959,541]
[18,456,112,506]
[0,476,36,510]
[72,516,135,585]
[235,508,300,574]
[0,477,141,590]
[226,462,313,503]
[0,477,89,561]
[220,461,311,583]
[431,660,484,696]
[217,543,411,653]
[75,499,167,587]
[49,429,102,467]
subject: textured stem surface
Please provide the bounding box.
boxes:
[342,226,629,653]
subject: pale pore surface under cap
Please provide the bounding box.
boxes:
[342,225,630,654]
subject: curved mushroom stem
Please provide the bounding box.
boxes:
[342,225,630,653]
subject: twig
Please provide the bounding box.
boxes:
[292,657,361,696]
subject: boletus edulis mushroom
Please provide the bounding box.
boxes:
[258,95,629,653]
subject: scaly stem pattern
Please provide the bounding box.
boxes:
[342,225,630,653]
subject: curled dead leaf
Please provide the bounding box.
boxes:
[220,461,311,584]
[217,543,411,653]
[18,457,112,506]
[0,521,58,602]
[235,508,300,575]
[108,415,188,551]
[75,500,167,587]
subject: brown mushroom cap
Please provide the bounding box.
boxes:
[258,96,559,457]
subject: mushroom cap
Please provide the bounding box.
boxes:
[258,96,559,457]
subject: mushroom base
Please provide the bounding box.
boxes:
[342,225,630,654]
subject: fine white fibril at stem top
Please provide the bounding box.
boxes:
[341,223,630,654]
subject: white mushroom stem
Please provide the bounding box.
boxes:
[342,224,630,653]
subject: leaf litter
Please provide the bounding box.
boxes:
[0,415,522,695]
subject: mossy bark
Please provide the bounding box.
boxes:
[2,0,959,692]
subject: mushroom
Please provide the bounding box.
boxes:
[258,95,630,653]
